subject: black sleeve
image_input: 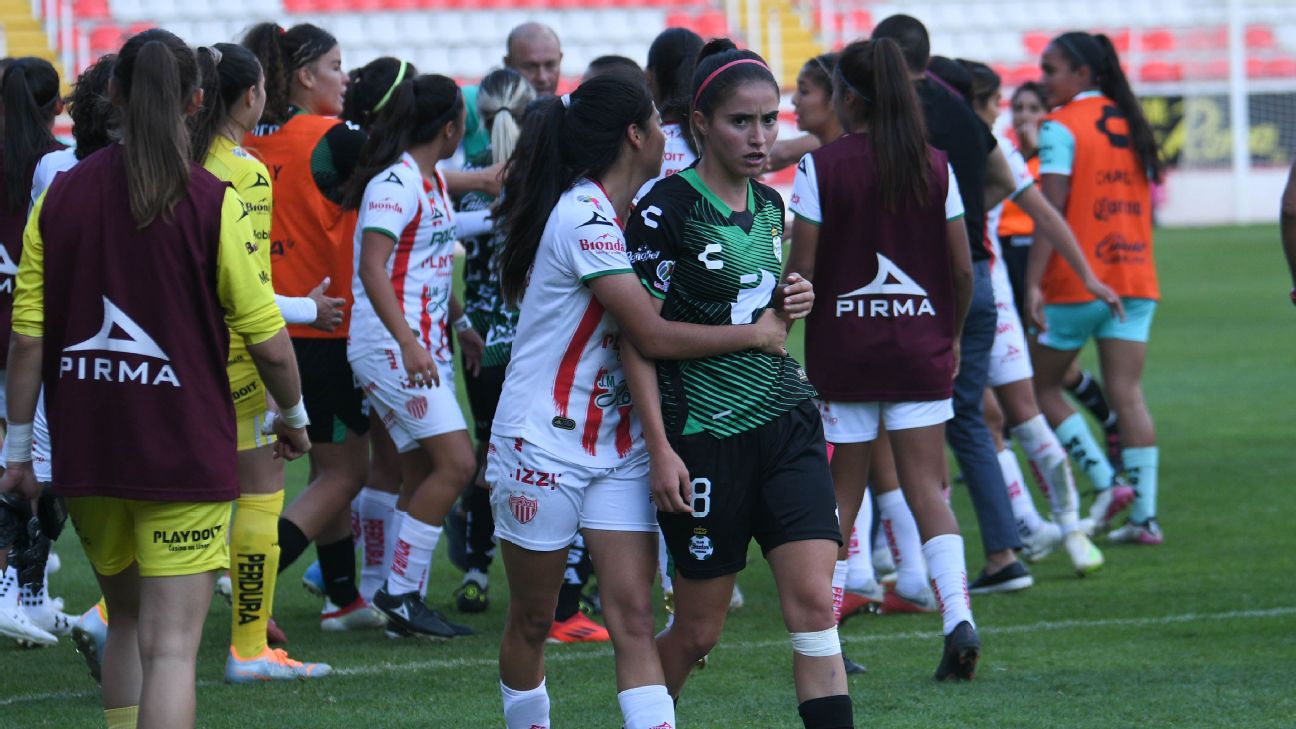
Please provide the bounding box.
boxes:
[312,121,367,205]
[982,122,998,155]
[625,183,684,300]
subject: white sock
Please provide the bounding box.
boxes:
[831,560,847,623]
[877,489,927,598]
[656,530,673,594]
[502,679,551,729]
[463,568,488,588]
[922,534,974,635]
[1011,414,1082,532]
[997,448,1048,536]
[358,488,399,602]
[845,492,875,591]
[617,684,675,729]
[387,516,441,596]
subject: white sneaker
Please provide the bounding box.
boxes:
[1063,530,1104,575]
[728,583,744,612]
[21,583,73,638]
[1020,521,1062,563]
[0,569,56,646]
[215,572,232,605]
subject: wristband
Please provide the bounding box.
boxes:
[453,315,473,333]
[5,422,32,463]
[280,399,310,430]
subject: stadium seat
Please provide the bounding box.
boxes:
[1140,29,1174,52]
[1022,32,1050,57]
[1139,60,1182,83]
[1246,25,1276,49]
[88,23,125,53]
[75,0,111,19]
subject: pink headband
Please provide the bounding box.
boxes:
[692,58,770,108]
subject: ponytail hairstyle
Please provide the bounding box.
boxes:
[837,38,930,212]
[477,67,534,166]
[114,29,200,228]
[341,74,462,210]
[800,51,840,96]
[496,74,654,306]
[67,53,118,161]
[242,22,338,126]
[3,57,60,212]
[341,57,418,131]
[646,27,703,154]
[190,43,264,164]
[1050,31,1164,182]
[689,38,778,151]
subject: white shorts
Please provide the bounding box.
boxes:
[33,389,50,483]
[988,259,1034,388]
[815,399,953,444]
[349,348,466,453]
[485,434,656,552]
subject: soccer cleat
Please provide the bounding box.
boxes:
[0,571,57,647]
[880,584,938,614]
[934,621,980,681]
[1020,521,1062,563]
[320,596,387,632]
[662,588,675,616]
[1107,518,1164,546]
[46,551,60,575]
[21,585,73,639]
[1063,530,1105,574]
[728,583,744,612]
[838,580,884,623]
[71,604,108,683]
[372,584,471,639]
[301,561,326,598]
[454,579,489,614]
[224,646,333,684]
[215,572,232,605]
[1088,483,1135,533]
[266,618,288,645]
[546,612,610,644]
[871,544,895,576]
[579,589,602,617]
[843,655,866,675]
[968,561,1034,595]
[444,505,469,573]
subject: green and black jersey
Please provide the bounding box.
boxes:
[627,168,816,438]
[456,169,518,368]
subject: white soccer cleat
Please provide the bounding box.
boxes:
[46,551,60,575]
[1063,530,1104,575]
[728,583,744,611]
[1088,484,1136,532]
[0,570,57,646]
[215,572,232,605]
[320,597,387,631]
[21,584,73,638]
[1020,521,1062,563]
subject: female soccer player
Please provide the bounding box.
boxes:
[625,40,852,725]
[3,29,310,728]
[340,73,481,639]
[787,37,979,681]
[490,72,793,729]
[791,52,842,146]
[190,41,332,681]
[637,27,704,200]
[243,22,383,629]
[1032,32,1164,544]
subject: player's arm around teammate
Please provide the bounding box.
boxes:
[2,30,309,729]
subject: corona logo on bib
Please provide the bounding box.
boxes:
[835,253,936,318]
[60,296,181,387]
[509,494,538,524]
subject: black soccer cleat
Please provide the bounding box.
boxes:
[454,580,489,614]
[934,621,980,681]
[373,584,474,639]
[843,655,867,675]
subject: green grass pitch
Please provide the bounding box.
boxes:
[4,224,1295,727]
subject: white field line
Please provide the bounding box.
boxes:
[3,606,1293,707]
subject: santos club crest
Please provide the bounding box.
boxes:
[509,494,538,524]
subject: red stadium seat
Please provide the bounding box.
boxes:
[1023,31,1050,57]
[1140,29,1175,52]
[1106,29,1130,54]
[88,24,124,53]
[74,0,110,19]
[1140,61,1182,83]
[1263,57,1296,79]
[126,21,155,35]
[1246,25,1276,49]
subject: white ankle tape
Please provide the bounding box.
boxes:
[790,626,841,657]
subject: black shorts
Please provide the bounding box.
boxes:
[659,399,841,580]
[292,338,370,444]
[464,364,507,443]
[1000,234,1031,319]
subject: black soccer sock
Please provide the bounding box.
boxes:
[277,518,310,573]
[317,536,361,607]
[554,536,592,621]
[464,485,496,573]
[797,694,853,729]
[1067,369,1118,429]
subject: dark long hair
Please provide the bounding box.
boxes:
[342,57,417,131]
[1051,31,1163,182]
[342,74,461,210]
[496,74,654,306]
[959,59,1001,111]
[67,53,117,161]
[800,51,840,95]
[3,57,60,212]
[689,38,778,152]
[190,43,264,164]
[647,28,703,123]
[243,22,337,126]
[1012,81,1046,109]
[114,29,200,227]
[838,38,930,212]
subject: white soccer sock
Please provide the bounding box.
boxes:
[996,448,1048,536]
[387,516,441,596]
[357,488,399,603]
[877,489,927,598]
[1011,414,1082,532]
[502,679,551,729]
[831,560,848,623]
[922,534,974,636]
[617,684,675,729]
[845,492,875,591]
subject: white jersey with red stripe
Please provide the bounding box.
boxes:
[492,178,643,468]
[635,122,697,202]
[986,138,1035,270]
[348,153,457,364]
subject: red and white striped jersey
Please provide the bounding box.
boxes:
[348,153,457,364]
[492,179,643,468]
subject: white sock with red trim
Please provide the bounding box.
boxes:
[617,684,675,729]
[502,679,550,729]
[357,488,399,603]
[387,516,440,596]
[845,492,875,591]
[831,560,848,623]
[922,534,974,635]
[877,489,927,598]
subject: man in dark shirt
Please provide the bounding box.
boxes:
[874,14,1033,594]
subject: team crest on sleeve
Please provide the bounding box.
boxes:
[509,494,538,524]
[654,261,674,292]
